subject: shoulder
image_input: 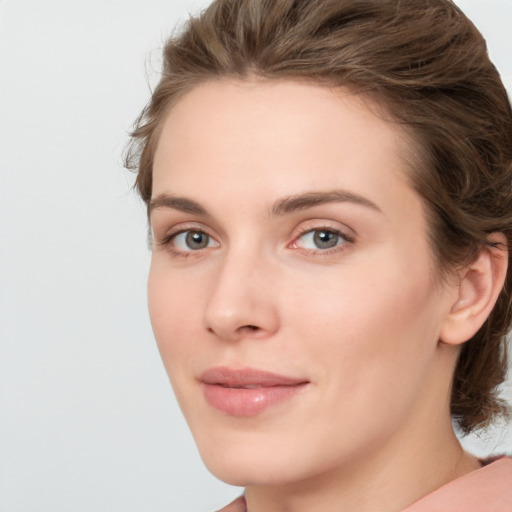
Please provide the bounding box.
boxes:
[216,495,246,512]
[402,457,512,512]
[214,460,512,512]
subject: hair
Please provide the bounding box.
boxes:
[125,0,512,435]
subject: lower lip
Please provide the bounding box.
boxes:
[202,383,308,416]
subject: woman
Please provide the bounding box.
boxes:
[126,0,512,510]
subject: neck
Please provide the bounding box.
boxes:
[245,413,480,512]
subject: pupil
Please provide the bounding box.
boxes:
[314,230,338,249]
[186,231,208,249]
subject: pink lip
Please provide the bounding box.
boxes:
[200,367,310,417]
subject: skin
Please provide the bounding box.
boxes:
[148,80,493,512]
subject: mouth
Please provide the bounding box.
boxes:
[199,367,310,417]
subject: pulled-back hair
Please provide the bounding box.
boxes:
[125,0,512,434]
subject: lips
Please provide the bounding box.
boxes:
[200,367,309,416]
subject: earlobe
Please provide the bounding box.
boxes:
[440,233,508,346]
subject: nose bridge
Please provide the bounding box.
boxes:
[203,241,279,340]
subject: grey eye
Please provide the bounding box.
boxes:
[298,229,346,250]
[173,231,216,251]
[186,231,210,249]
[313,230,340,249]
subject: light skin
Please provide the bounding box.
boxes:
[148,79,507,512]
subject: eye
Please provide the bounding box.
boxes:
[171,230,218,251]
[294,228,348,250]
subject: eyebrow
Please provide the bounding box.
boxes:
[149,194,209,217]
[270,190,382,216]
[148,189,382,219]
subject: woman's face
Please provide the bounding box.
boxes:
[148,80,457,486]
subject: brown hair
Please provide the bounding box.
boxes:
[125,0,512,434]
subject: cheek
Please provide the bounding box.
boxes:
[270,260,443,468]
[283,252,441,395]
[147,259,202,374]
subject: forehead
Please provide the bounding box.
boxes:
[152,79,420,220]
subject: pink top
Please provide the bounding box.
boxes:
[218,458,512,512]
[403,457,512,511]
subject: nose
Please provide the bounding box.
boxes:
[203,251,280,342]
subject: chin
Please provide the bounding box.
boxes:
[192,425,309,486]
[203,455,304,487]
[193,419,353,488]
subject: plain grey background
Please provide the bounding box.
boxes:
[1,1,511,511]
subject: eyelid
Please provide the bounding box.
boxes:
[288,222,356,254]
[290,219,355,242]
[155,222,219,252]
[173,230,218,250]
[155,221,210,240]
[153,219,355,257]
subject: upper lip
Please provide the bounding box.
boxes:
[200,367,309,388]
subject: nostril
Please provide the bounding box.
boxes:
[237,325,261,335]
[206,325,260,337]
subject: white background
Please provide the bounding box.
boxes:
[1,1,511,511]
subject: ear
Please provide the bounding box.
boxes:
[440,233,508,346]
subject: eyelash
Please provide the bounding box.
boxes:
[290,226,354,256]
[157,227,216,258]
[157,225,355,258]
